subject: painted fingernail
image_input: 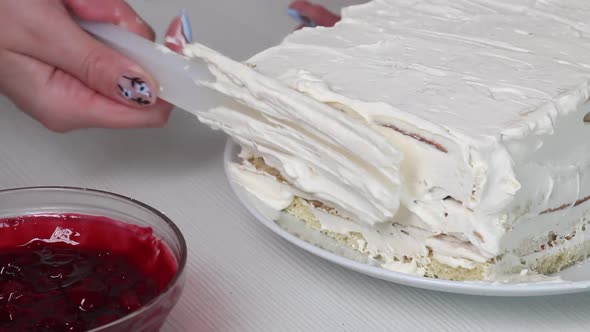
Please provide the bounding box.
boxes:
[180,9,193,43]
[117,74,156,106]
[164,10,193,53]
[288,8,316,27]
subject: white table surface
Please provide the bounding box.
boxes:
[2,1,590,331]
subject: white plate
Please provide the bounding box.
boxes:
[224,139,590,296]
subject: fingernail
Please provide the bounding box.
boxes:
[164,10,193,52]
[287,8,316,27]
[180,9,193,43]
[117,74,156,106]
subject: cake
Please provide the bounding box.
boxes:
[184,0,590,281]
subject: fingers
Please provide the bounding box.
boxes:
[164,10,193,54]
[0,50,172,132]
[64,0,155,41]
[6,1,159,108]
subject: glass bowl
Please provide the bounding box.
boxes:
[0,186,187,332]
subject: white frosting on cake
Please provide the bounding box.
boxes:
[184,0,590,279]
[184,45,403,226]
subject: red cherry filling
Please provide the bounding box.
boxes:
[0,214,177,331]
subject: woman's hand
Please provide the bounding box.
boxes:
[0,0,173,132]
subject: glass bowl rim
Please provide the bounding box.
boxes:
[0,186,188,331]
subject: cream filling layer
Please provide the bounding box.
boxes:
[185,44,403,226]
[231,161,590,279]
[228,162,492,273]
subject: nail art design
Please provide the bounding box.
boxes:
[117,75,154,105]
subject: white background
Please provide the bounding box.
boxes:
[1,0,589,331]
